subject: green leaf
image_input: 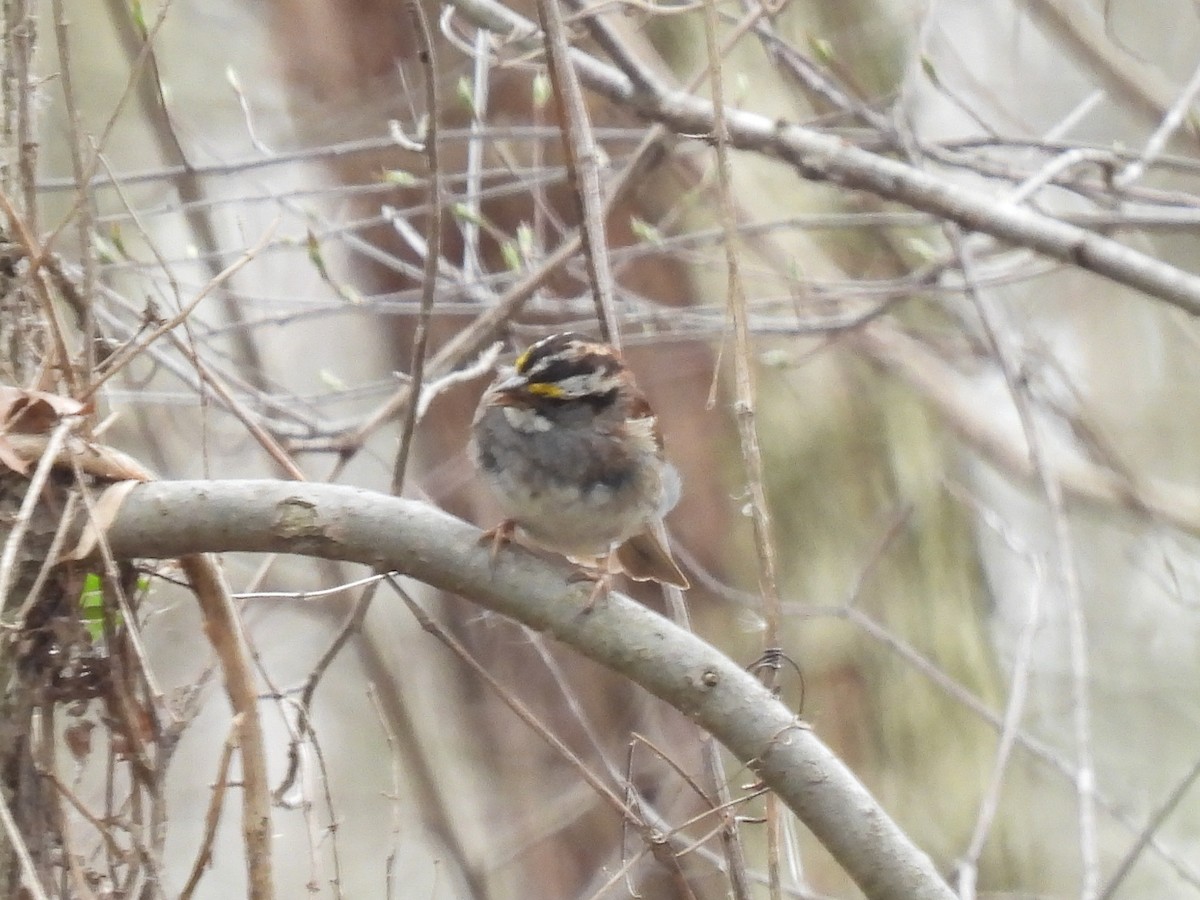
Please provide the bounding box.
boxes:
[920,54,940,87]
[630,216,663,246]
[808,35,835,65]
[130,0,148,38]
[452,203,486,227]
[79,573,121,642]
[501,241,521,272]
[517,222,535,260]
[107,223,129,259]
[306,229,330,279]
[532,72,552,109]
[457,76,475,114]
[319,369,348,390]
[92,232,118,265]
[381,169,417,186]
[903,234,937,262]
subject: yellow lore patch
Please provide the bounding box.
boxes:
[526,382,565,398]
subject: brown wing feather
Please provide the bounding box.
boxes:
[615,529,689,588]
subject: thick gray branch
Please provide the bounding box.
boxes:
[105,480,952,900]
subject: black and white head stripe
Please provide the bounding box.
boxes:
[515,333,624,400]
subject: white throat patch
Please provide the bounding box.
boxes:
[502,404,554,432]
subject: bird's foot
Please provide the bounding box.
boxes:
[479,519,517,570]
[567,555,616,612]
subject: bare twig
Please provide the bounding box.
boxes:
[391,579,639,820]
[299,118,676,457]
[37,0,175,266]
[393,0,443,494]
[957,563,1046,899]
[536,0,621,343]
[450,0,1200,316]
[699,4,773,895]
[368,682,405,900]
[79,217,280,401]
[172,339,307,481]
[462,28,490,281]
[0,790,50,900]
[10,0,38,235]
[102,0,268,385]
[948,226,1097,896]
[178,555,273,900]
[179,719,240,900]
[0,187,79,393]
[1116,54,1200,187]
[51,0,98,375]
[852,322,1200,536]
[0,419,71,616]
[1025,0,1194,135]
[1097,749,1200,900]
[273,587,373,802]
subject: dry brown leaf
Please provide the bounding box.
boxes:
[67,440,156,482]
[0,433,156,482]
[64,720,95,761]
[0,385,88,434]
[0,434,29,475]
[67,480,140,561]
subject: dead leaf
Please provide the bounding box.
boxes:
[0,385,88,434]
[64,720,95,761]
[67,480,140,561]
[0,434,28,475]
[0,433,156,482]
[68,439,156,482]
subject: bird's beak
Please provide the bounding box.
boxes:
[490,368,526,395]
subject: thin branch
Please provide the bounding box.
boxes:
[36,0,175,267]
[177,555,273,900]
[450,0,1200,316]
[368,682,405,900]
[1116,52,1200,186]
[851,322,1200,537]
[392,579,640,821]
[957,563,1046,899]
[0,790,50,900]
[78,217,280,402]
[392,0,443,494]
[173,345,307,481]
[0,187,80,393]
[10,0,38,235]
[51,0,97,376]
[1097,750,1200,900]
[0,419,71,615]
[300,116,679,456]
[179,719,239,900]
[699,2,767,896]
[1025,0,1194,135]
[536,0,621,343]
[273,586,374,801]
[102,0,268,386]
[462,28,490,280]
[949,226,1097,894]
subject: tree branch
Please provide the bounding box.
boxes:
[99,479,953,900]
[449,0,1200,316]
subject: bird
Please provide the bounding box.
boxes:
[469,332,689,601]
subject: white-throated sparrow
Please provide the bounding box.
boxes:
[470,332,689,593]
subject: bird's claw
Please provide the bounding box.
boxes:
[479,520,516,570]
